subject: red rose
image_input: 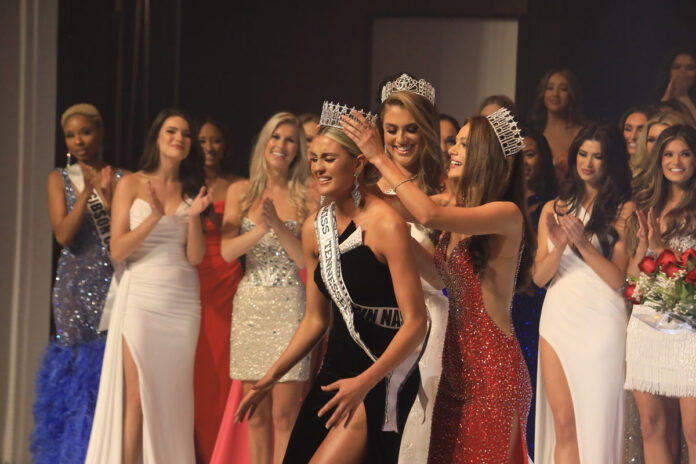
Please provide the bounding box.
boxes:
[625,284,641,304]
[638,256,657,274]
[686,268,696,284]
[662,262,681,278]
[681,248,696,267]
[656,249,679,269]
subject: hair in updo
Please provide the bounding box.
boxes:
[316,125,379,185]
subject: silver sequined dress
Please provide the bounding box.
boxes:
[229,218,309,381]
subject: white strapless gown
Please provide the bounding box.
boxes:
[398,224,449,463]
[86,199,201,463]
[535,216,628,463]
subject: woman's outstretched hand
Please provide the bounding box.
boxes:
[234,373,277,422]
[318,375,371,429]
[340,111,385,163]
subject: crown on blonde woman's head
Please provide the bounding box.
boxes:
[485,107,524,159]
[319,101,378,129]
[381,73,436,105]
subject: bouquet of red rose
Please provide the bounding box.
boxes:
[625,248,696,331]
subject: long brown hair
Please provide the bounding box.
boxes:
[379,90,443,196]
[528,68,584,131]
[456,116,535,292]
[626,124,696,254]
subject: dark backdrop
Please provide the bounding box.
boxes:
[57,0,696,174]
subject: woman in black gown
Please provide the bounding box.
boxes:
[234,114,429,464]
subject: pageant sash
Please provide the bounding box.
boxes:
[315,203,378,362]
[66,164,112,250]
[314,203,429,432]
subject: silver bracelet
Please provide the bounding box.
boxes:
[384,175,416,195]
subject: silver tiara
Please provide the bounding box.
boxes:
[485,107,524,159]
[381,73,436,105]
[319,101,377,129]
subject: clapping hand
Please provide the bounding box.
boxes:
[146,180,164,218]
[340,111,385,163]
[545,212,568,250]
[637,207,665,253]
[560,215,589,247]
[189,186,214,217]
[261,198,282,232]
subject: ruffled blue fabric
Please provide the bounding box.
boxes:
[30,337,105,464]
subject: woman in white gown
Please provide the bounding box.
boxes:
[533,123,633,463]
[86,108,211,463]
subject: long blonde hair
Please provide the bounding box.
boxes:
[630,111,693,177]
[239,112,309,221]
[316,126,379,184]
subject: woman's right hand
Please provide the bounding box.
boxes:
[146,180,164,219]
[546,212,568,249]
[234,373,277,422]
[341,111,386,164]
[645,207,665,253]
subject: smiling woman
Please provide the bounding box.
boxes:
[214,112,315,464]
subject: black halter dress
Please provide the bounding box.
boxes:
[283,204,421,464]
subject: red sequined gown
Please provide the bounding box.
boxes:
[428,233,531,463]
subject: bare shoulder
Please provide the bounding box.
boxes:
[541,197,559,215]
[118,171,144,191]
[227,178,250,196]
[618,200,636,219]
[47,169,63,186]
[364,197,408,237]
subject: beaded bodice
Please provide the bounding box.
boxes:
[240,217,302,287]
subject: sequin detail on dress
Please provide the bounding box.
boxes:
[428,233,531,464]
[229,218,309,381]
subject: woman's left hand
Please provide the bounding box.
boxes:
[189,186,213,217]
[340,111,385,163]
[560,215,589,247]
[318,375,371,429]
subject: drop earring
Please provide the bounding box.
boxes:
[320,195,326,207]
[351,173,361,207]
[66,152,72,166]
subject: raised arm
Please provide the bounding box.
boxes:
[235,215,331,421]
[185,186,214,266]
[533,200,567,287]
[318,209,429,429]
[562,201,635,290]
[47,170,92,247]
[342,113,522,238]
[261,198,305,268]
[110,175,163,262]
[220,180,268,262]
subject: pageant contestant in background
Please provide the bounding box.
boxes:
[193,117,247,463]
[533,123,633,463]
[510,125,557,456]
[31,104,124,464]
[478,94,518,117]
[660,49,696,123]
[528,68,584,182]
[630,110,693,178]
[619,105,656,158]
[215,112,313,464]
[346,108,534,463]
[86,108,210,463]
[235,109,428,464]
[624,124,696,464]
[370,73,449,463]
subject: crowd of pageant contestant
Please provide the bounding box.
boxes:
[31,49,696,464]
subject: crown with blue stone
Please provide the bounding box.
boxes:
[381,73,436,105]
[319,101,377,129]
[485,107,524,159]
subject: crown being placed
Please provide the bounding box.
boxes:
[381,73,436,105]
[319,101,377,129]
[485,107,524,159]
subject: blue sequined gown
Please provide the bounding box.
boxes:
[30,168,122,464]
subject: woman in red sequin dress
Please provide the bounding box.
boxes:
[344,109,535,463]
[193,118,248,464]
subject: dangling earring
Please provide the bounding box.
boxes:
[320,195,326,207]
[66,152,72,166]
[351,173,361,207]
